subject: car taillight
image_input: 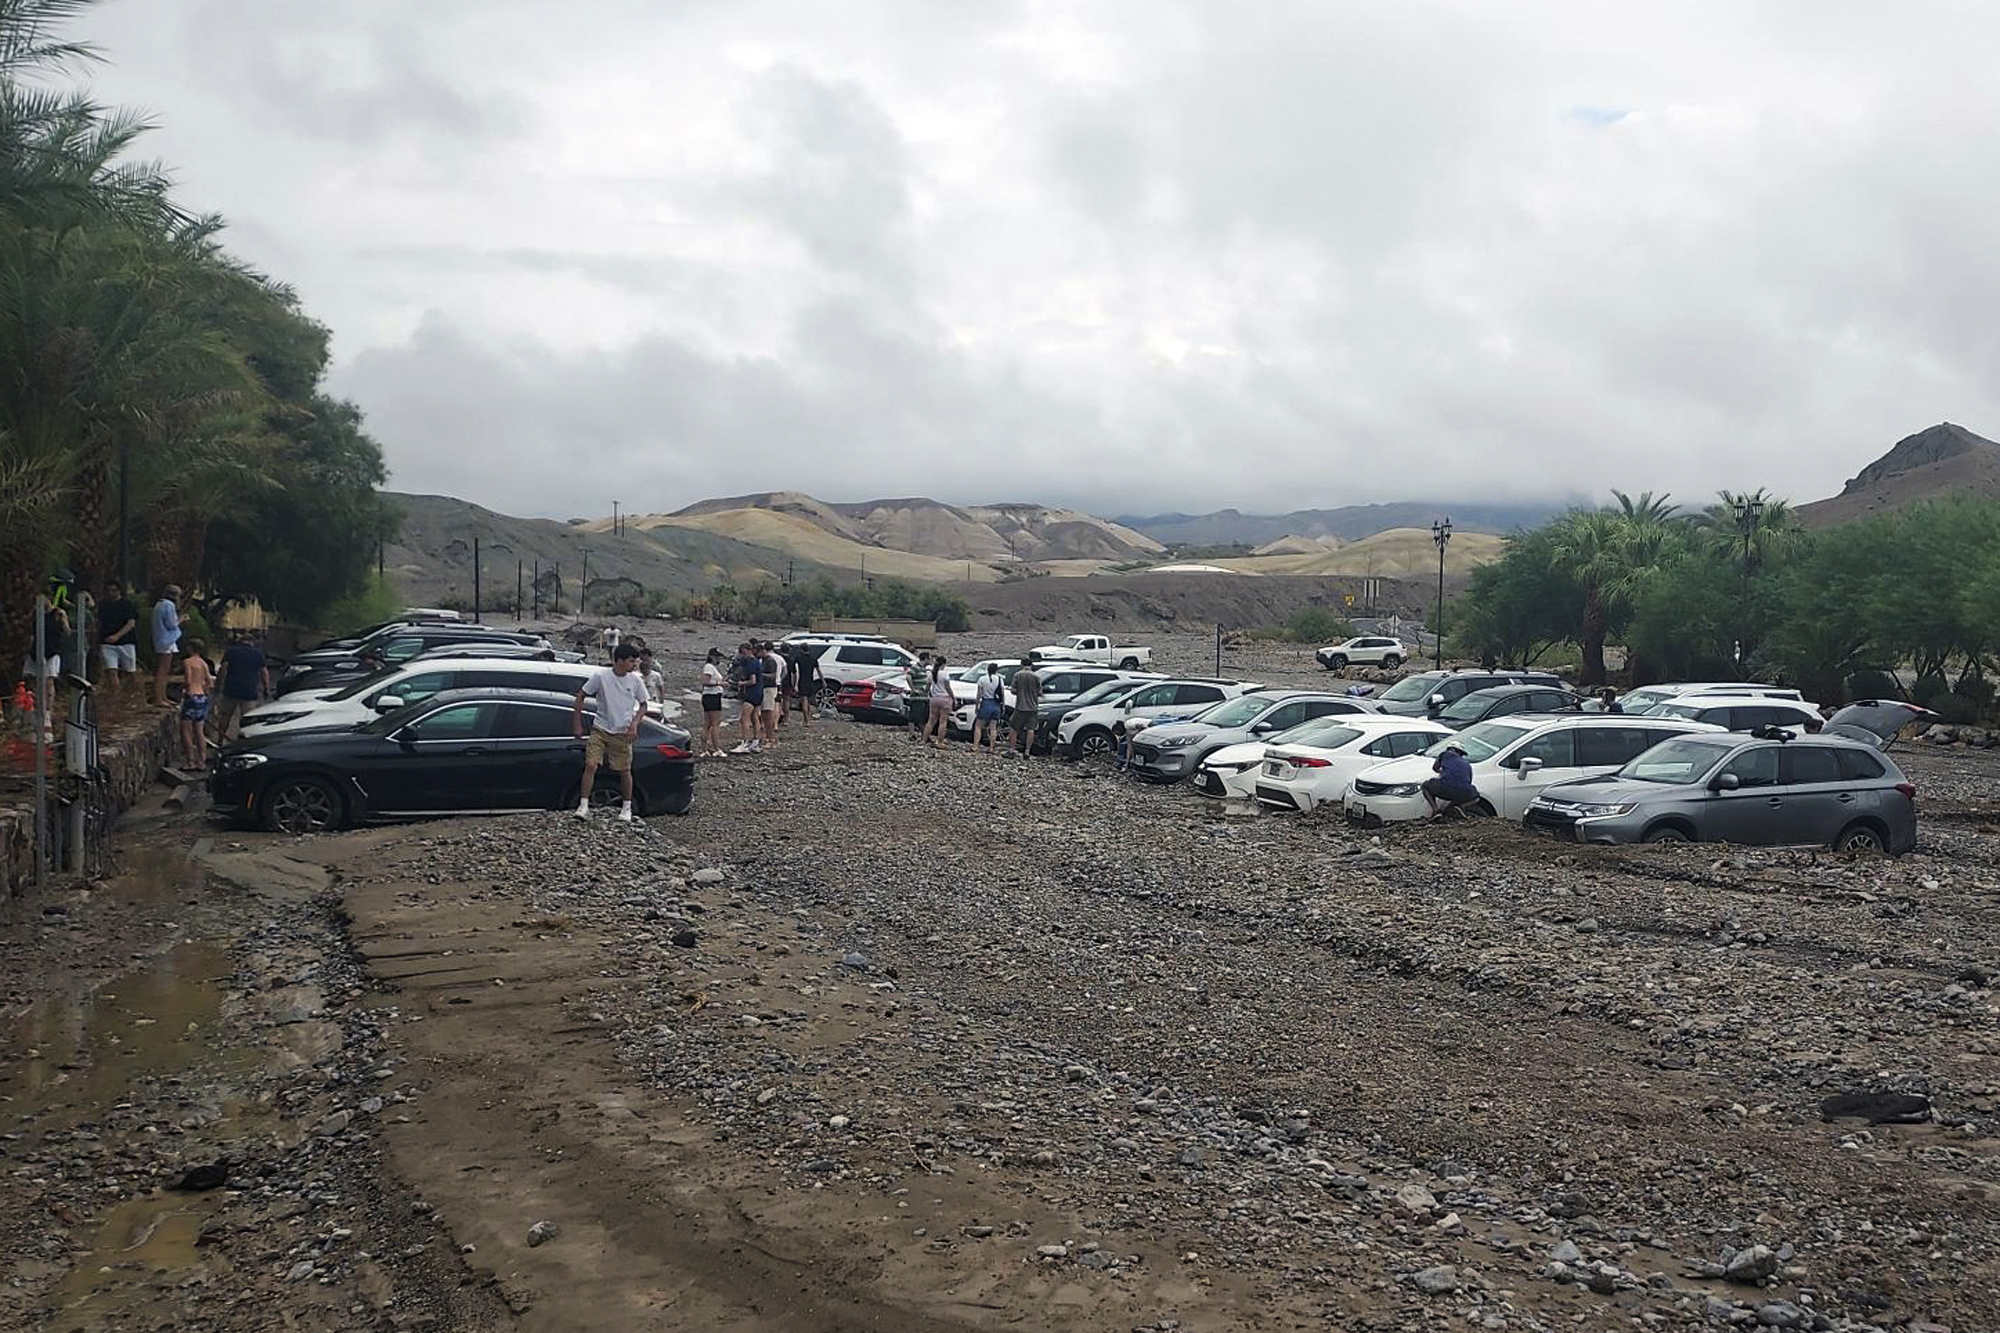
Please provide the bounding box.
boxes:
[656,744,691,760]
[1896,782,1917,800]
[1288,756,1331,768]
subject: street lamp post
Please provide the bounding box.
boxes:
[472,537,482,624]
[579,548,593,617]
[1431,517,1453,670]
[1733,496,1764,671]
[532,559,541,619]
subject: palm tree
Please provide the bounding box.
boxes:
[1547,491,1685,685]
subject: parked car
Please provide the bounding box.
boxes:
[1373,668,1566,717]
[1027,635,1152,669]
[1342,714,1722,824]
[1617,681,1807,715]
[1523,731,1918,854]
[1056,677,1251,759]
[277,626,549,695]
[1033,663,1148,707]
[312,613,464,651]
[241,659,600,739]
[409,643,585,664]
[1025,677,1155,754]
[1315,636,1410,671]
[796,638,919,689]
[1193,713,1436,800]
[1248,717,1457,810]
[211,689,696,833]
[830,669,916,724]
[1651,696,1825,732]
[1126,691,1367,782]
[1437,683,1584,729]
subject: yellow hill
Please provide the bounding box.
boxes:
[630,508,1003,583]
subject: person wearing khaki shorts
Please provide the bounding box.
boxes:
[572,643,651,822]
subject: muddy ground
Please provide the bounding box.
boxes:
[3,635,1997,1332]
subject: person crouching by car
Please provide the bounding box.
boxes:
[573,642,650,822]
[1422,742,1480,818]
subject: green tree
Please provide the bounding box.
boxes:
[1450,526,1579,668]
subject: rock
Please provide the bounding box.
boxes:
[1724,1244,1778,1284]
[671,928,698,948]
[1077,1249,1115,1270]
[1410,1264,1459,1295]
[828,1115,851,1130]
[1549,1239,1582,1264]
[527,1220,559,1247]
[964,1225,995,1238]
[286,1260,315,1282]
[168,1161,231,1192]
[693,868,725,884]
[840,951,870,970]
[1393,1183,1438,1216]
[358,1097,385,1115]
[1582,1262,1620,1294]
[317,1110,352,1138]
[1037,1243,1070,1259]
[1063,1064,1093,1084]
[1755,1302,1803,1328]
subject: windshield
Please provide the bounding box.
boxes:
[1440,692,1500,722]
[1423,721,1530,764]
[326,672,398,702]
[1657,702,1705,721]
[1277,721,1361,749]
[1069,679,1144,708]
[1620,687,1676,712]
[1198,695,1273,728]
[1380,675,1443,703]
[1618,735,1734,783]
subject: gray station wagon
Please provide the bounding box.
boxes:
[1522,731,1918,855]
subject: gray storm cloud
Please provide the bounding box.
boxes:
[77,0,2000,517]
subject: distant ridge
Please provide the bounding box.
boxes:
[1117,500,1567,547]
[1798,423,2000,527]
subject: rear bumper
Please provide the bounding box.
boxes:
[1254,783,1305,811]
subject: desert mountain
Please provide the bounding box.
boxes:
[1251,534,1344,557]
[1216,527,1504,578]
[1118,500,1565,547]
[1797,423,2000,527]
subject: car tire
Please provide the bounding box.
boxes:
[1382,654,1402,669]
[656,786,694,816]
[1834,821,1886,855]
[261,775,344,835]
[1118,657,1141,671]
[1072,727,1114,759]
[1326,654,1348,671]
[1641,823,1691,844]
[564,781,641,815]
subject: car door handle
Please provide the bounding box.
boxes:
[461,746,488,756]
[1837,793,1855,803]
[1766,797,1783,807]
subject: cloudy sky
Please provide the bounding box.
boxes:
[77,0,2000,519]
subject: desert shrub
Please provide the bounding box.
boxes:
[1285,608,1356,644]
[1931,691,1982,724]
[1911,674,1950,707]
[1843,668,1902,701]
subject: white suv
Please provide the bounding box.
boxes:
[802,639,919,688]
[239,658,598,740]
[1056,678,1257,759]
[1316,637,1409,671]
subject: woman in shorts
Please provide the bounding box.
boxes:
[923,655,953,747]
[180,639,214,769]
[698,648,726,756]
[971,662,1005,754]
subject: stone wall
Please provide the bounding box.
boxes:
[0,709,179,900]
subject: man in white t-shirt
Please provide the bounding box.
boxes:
[572,643,651,822]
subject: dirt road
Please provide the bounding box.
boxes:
[4,690,1997,1331]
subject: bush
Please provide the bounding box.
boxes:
[318,575,405,636]
[1932,691,1982,724]
[1284,608,1356,644]
[1844,669,1902,701]
[1956,674,1996,709]
[1911,674,1950,707]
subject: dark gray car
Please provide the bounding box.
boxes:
[1126,690,1377,782]
[1375,669,1566,717]
[1523,732,1918,854]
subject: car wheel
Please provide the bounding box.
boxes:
[1834,822,1886,855]
[1326,654,1348,671]
[1382,654,1402,668]
[1641,824,1691,844]
[655,785,694,816]
[1073,728,1114,758]
[261,776,343,835]
[1118,657,1141,671]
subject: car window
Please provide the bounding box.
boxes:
[1782,746,1843,785]
[1126,683,1176,707]
[1501,729,1574,769]
[1722,746,1779,788]
[407,703,495,741]
[1203,695,1275,728]
[1042,672,1084,695]
[1837,749,1887,780]
[495,703,573,739]
[1425,721,1531,763]
[1532,691,1574,712]
[835,646,878,664]
[370,671,453,705]
[383,637,427,663]
[1392,731,1437,756]
[1300,700,1353,721]
[1575,726,1662,767]
[1261,702,1308,731]
[1379,674,1444,703]
[1437,680,1473,702]
[1176,684,1225,705]
[1361,734,1402,756]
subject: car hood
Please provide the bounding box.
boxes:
[1137,720,1222,744]
[1199,741,1268,769]
[1353,755,1434,785]
[1533,775,1680,805]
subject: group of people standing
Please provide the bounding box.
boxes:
[682,639,826,759]
[904,651,1044,756]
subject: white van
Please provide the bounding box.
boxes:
[238,658,599,740]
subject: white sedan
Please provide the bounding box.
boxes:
[1192,715,1421,799]
[1243,717,1456,811]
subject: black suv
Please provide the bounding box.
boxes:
[1375,668,1566,717]
[276,626,549,696]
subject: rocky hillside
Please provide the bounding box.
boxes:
[1119,500,1564,547]
[1797,422,2000,527]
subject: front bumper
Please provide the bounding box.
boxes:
[1341,789,1428,825]
[1193,766,1257,799]
[1127,743,1197,780]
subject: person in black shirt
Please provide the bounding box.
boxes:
[211,629,271,744]
[96,581,139,700]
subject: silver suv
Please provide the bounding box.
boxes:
[1523,731,1918,855]
[1127,690,1378,783]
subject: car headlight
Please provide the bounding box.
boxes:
[1061,711,1080,724]
[244,712,304,726]
[219,753,269,770]
[1572,802,1635,817]
[1382,782,1421,797]
[1204,760,1252,772]
[1155,735,1196,749]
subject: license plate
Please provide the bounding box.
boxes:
[1348,802,1368,820]
[1264,761,1284,776]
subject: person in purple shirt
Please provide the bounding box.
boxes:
[1422,743,1480,818]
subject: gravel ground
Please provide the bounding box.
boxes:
[6,626,1996,1331]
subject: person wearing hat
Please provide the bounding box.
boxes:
[1422,742,1480,818]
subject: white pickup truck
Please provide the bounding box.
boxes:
[1028,634,1153,670]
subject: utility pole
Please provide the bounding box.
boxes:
[553,563,562,615]
[1734,495,1764,671]
[473,536,482,624]
[1431,517,1452,671]
[516,560,524,617]
[579,548,592,616]
[117,440,132,585]
[613,500,621,537]
[532,559,541,619]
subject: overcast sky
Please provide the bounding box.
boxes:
[77,0,2000,520]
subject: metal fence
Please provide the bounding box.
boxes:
[24,592,111,887]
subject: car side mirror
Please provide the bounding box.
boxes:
[372,695,405,712]
[396,727,419,748]
[1517,756,1543,774]
[1711,772,1740,791]
[1251,722,1275,734]
[1428,694,1446,709]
